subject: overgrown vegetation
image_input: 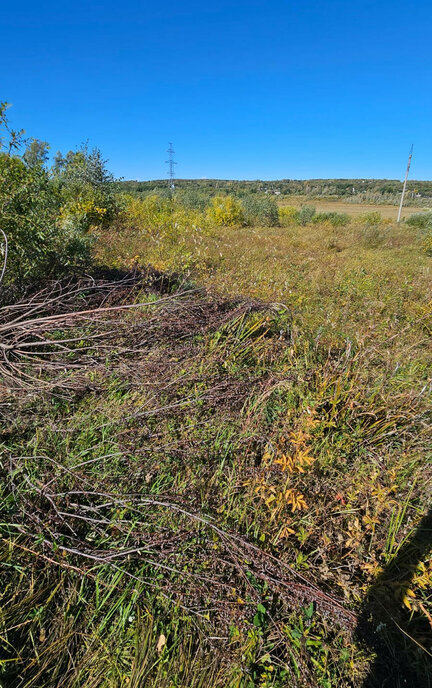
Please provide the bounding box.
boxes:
[0,102,120,293]
[406,211,432,255]
[1,106,431,688]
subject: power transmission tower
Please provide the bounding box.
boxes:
[166,143,177,193]
[397,144,413,223]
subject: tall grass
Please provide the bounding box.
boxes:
[2,206,431,686]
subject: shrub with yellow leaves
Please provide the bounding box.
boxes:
[279,205,299,225]
[252,428,316,539]
[207,195,244,227]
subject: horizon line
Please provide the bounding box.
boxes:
[120,176,432,183]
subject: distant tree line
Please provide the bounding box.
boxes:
[119,177,432,205]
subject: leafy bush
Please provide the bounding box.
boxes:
[207,195,244,226]
[405,211,432,231]
[118,194,209,247]
[405,212,432,256]
[312,211,350,227]
[53,145,119,231]
[298,204,316,225]
[0,103,119,289]
[122,194,172,232]
[358,211,383,225]
[175,189,212,212]
[279,205,300,225]
[0,151,77,283]
[241,195,279,226]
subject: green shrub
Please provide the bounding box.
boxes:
[123,194,172,231]
[405,212,432,256]
[298,205,316,225]
[0,103,119,289]
[0,150,94,286]
[241,194,279,226]
[358,211,383,225]
[405,211,432,231]
[175,189,212,212]
[312,211,350,227]
[53,145,119,231]
[207,195,244,226]
[119,194,209,246]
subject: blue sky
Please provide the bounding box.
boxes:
[2,1,431,180]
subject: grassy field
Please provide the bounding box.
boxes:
[2,209,431,687]
[98,209,432,332]
[278,196,431,220]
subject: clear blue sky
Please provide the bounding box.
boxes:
[2,1,431,180]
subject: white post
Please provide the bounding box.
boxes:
[397,144,413,223]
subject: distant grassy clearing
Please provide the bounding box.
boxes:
[98,218,431,351]
[278,195,431,220]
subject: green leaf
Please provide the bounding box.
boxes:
[304,602,314,618]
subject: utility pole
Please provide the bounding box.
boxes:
[166,143,177,194]
[397,144,413,223]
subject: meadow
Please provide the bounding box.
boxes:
[1,118,431,687]
[277,196,429,221]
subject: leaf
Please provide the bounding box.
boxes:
[402,589,416,610]
[279,525,295,539]
[156,633,166,654]
[304,602,314,619]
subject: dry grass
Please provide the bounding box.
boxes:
[97,216,432,360]
[278,195,431,220]
[2,211,431,687]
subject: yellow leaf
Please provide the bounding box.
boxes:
[157,633,167,654]
[402,596,412,610]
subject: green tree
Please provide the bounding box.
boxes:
[0,104,104,290]
[242,195,279,226]
[23,138,50,168]
[52,144,119,230]
[0,101,25,154]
